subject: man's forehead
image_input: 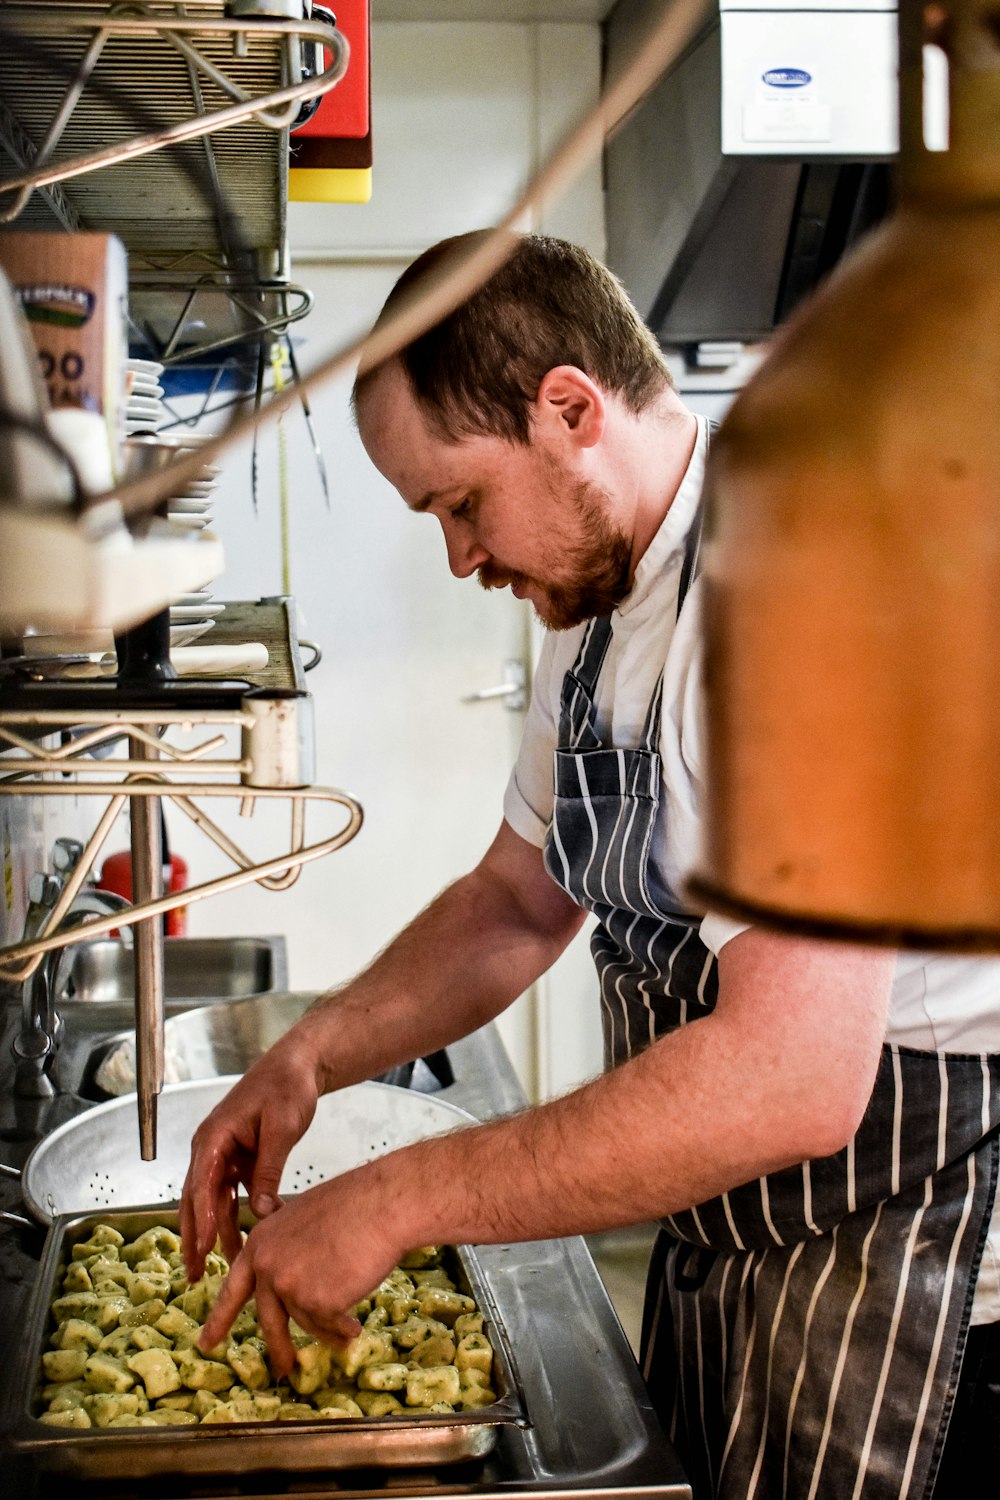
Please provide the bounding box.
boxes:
[356,357,412,422]
[357,362,463,503]
[357,361,425,457]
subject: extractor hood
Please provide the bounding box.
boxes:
[604,0,897,348]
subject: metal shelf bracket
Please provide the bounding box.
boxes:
[0,702,364,985]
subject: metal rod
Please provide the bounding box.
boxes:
[165,787,301,891]
[40,728,229,763]
[0,758,249,776]
[158,286,312,369]
[128,738,165,1160]
[252,338,267,514]
[0,99,78,229]
[161,24,304,132]
[227,286,304,331]
[160,286,201,364]
[0,709,252,727]
[178,43,235,272]
[0,24,109,221]
[0,14,343,42]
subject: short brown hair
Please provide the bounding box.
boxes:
[354,231,672,444]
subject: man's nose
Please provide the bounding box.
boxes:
[442,522,490,579]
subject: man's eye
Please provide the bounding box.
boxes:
[450,498,472,520]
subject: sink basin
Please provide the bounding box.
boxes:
[11,932,450,1110]
[84,990,316,1096]
[79,993,454,1100]
[62,936,288,1006]
[37,935,287,1101]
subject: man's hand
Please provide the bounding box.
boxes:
[196,1158,413,1379]
[180,1039,322,1281]
[179,822,584,1284]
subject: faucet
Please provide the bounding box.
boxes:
[12,873,131,1099]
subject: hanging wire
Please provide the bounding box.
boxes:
[270,341,292,596]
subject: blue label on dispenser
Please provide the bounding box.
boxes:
[762,68,812,88]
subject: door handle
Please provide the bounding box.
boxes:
[462,659,526,712]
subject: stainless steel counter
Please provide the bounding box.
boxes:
[0,980,691,1499]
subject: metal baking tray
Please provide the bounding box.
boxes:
[5,1205,529,1482]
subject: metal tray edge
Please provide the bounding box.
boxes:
[5,1205,528,1479]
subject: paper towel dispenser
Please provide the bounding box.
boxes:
[604,0,897,346]
[719,0,897,157]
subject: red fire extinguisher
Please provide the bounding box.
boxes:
[98,847,190,936]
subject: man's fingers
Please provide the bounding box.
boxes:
[285,1300,362,1350]
[249,1116,296,1217]
[253,1278,297,1380]
[178,1166,203,1282]
[180,1133,234,1279]
[198,1251,255,1352]
[213,1179,243,1265]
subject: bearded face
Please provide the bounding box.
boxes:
[356,358,640,630]
[476,470,633,631]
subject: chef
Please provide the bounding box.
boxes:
[182,231,1000,1498]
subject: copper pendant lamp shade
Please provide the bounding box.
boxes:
[688,0,1000,949]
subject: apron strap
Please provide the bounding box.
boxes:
[567,615,614,697]
[637,489,707,751]
[676,497,704,621]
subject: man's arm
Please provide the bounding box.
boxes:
[302,821,585,1096]
[180,821,585,1274]
[199,927,896,1371]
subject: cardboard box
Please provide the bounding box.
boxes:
[0,230,128,480]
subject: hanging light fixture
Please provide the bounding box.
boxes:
[688,0,1000,950]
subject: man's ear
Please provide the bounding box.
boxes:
[534,366,606,449]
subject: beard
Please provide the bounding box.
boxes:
[477,473,633,631]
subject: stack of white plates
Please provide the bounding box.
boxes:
[125,358,166,435]
[122,387,225,629]
[169,593,225,648]
[122,431,220,535]
[160,431,219,534]
[166,471,216,531]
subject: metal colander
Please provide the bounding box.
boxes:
[17,1078,476,1224]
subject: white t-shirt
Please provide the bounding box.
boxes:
[503,415,1000,1322]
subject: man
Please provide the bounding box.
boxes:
[182,232,999,1497]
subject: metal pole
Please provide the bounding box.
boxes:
[129,738,165,1161]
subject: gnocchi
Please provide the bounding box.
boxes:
[37,1223,498,1428]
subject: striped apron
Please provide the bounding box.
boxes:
[542,518,1000,1500]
